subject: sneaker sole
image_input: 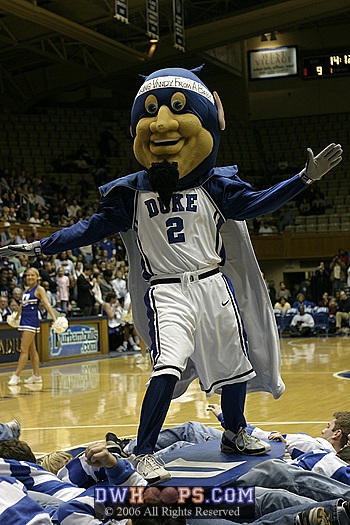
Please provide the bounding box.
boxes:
[147,472,172,485]
[221,444,271,455]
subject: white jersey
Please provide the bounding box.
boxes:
[136,188,223,276]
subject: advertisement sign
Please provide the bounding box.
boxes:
[248,46,298,80]
[49,323,100,359]
[0,327,21,364]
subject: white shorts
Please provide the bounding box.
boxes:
[145,269,256,396]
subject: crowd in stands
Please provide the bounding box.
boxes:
[0,160,99,229]
[266,249,350,336]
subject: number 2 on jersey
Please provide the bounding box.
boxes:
[166,217,185,244]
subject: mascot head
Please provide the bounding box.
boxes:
[130,66,225,199]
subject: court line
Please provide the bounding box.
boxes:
[23,421,328,431]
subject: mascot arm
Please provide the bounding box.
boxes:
[221,173,307,220]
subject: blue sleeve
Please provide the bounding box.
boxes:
[206,172,308,220]
[41,186,135,255]
[59,456,107,488]
[217,413,226,429]
[106,458,139,485]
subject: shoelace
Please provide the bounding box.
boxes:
[135,454,165,476]
[235,429,262,451]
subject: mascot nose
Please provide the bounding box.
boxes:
[151,105,179,132]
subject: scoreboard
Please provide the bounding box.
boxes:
[302,53,350,78]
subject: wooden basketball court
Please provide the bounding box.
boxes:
[0,336,349,456]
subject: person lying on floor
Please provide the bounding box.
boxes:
[1,437,350,525]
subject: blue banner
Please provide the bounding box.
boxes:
[147,0,159,41]
[49,324,100,358]
[173,0,185,52]
[114,0,129,24]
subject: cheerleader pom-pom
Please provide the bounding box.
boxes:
[121,311,133,324]
[52,317,69,334]
[7,312,20,328]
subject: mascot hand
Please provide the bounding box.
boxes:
[0,241,42,258]
[301,143,342,183]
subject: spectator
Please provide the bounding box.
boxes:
[99,269,114,301]
[40,261,57,296]
[299,278,314,303]
[274,296,291,313]
[0,222,14,247]
[8,297,19,313]
[11,287,23,303]
[329,255,346,295]
[26,225,41,244]
[76,263,95,316]
[267,280,277,305]
[14,228,28,245]
[101,291,126,352]
[277,205,295,232]
[56,267,70,315]
[258,222,273,235]
[318,291,330,308]
[0,276,9,299]
[290,305,315,336]
[41,281,56,309]
[92,272,103,315]
[338,248,349,268]
[311,262,330,302]
[0,296,10,322]
[28,209,43,225]
[299,197,311,215]
[293,292,314,310]
[111,269,127,299]
[277,281,291,300]
[53,252,76,278]
[67,199,81,219]
[311,191,326,215]
[335,290,350,333]
[252,218,261,234]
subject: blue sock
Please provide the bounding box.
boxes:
[221,382,247,433]
[135,374,178,455]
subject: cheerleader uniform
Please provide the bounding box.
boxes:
[19,285,40,333]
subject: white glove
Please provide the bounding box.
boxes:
[0,241,42,258]
[300,143,342,183]
[7,312,20,328]
[52,317,69,334]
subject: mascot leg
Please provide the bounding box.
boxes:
[130,374,177,484]
[221,381,247,432]
[136,374,178,454]
[221,381,272,456]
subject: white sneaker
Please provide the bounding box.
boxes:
[221,428,272,455]
[24,375,42,384]
[130,454,171,484]
[132,344,141,351]
[8,374,21,386]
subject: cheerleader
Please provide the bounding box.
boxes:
[8,267,58,386]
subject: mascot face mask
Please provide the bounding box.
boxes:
[131,67,225,180]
